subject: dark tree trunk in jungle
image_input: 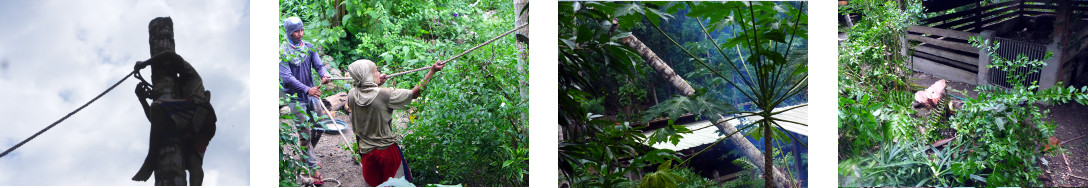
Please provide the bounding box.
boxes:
[714,114,791,188]
[765,121,774,188]
[621,35,791,187]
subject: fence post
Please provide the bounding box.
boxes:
[978,30,996,86]
[1041,0,1071,90]
[975,2,983,32]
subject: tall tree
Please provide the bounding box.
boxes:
[622,34,792,188]
[640,2,809,187]
[514,0,528,134]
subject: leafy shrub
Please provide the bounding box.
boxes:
[837,0,925,157]
[940,37,1088,186]
[278,91,320,186]
[559,2,808,187]
[838,139,960,187]
[838,0,1088,186]
[837,33,1088,187]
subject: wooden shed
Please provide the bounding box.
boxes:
[904,0,1088,88]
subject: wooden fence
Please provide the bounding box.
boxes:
[901,0,1088,88]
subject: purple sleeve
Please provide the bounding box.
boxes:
[280,61,310,94]
[310,49,330,78]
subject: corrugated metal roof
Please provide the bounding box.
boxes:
[728,104,808,136]
[642,104,808,151]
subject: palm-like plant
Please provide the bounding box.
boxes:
[559,2,807,187]
[640,2,808,187]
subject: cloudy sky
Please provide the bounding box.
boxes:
[0,0,250,185]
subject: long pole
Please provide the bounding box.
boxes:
[330,23,528,81]
[315,97,352,146]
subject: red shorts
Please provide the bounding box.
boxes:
[360,144,403,185]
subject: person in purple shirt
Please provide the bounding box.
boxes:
[280,16,330,186]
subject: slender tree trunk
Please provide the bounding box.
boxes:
[714,114,790,188]
[622,35,790,187]
[764,121,774,188]
[793,131,804,187]
[620,36,696,96]
[514,0,529,134]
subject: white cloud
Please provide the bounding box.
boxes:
[0,0,250,185]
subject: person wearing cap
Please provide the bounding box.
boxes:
[345,59,443,186]
[279,16,331,185]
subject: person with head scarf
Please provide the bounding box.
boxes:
[131,17,217,186]
[346,59,444,186]
[279,16,331,185]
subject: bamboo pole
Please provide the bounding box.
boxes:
[330,23,528,81]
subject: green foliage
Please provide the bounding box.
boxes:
[838,90,920,158]
[938,37,1088,186]
[841,36,1088,186]
[644,2,809,187]
[280,0,527,186]
[560,1,808,187]
[721,146,805,187]
[635,160,717,188]
[558,2,686,186]
[837,0,924,159]
[278,90,319,186]
[398,48,528,186]
[339,141,361,164]
[639,160,685,188]
[559,113,681,187]
[723,157,764,188]
[837,0,923,102]
[836,0,1088,184]
[839,140,961,187]
[641,90,735,146]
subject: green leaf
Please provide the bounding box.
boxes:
[994,117,1005,131]
[762,29,787,43]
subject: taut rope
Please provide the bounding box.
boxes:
[330,23,528,81]
[0,70,138,158]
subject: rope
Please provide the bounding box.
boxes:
[330,23,528,81]
[321,178,342,187]
[0,70,137,158]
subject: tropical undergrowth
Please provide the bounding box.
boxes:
[279,0,528,186]
[278,90,321,187]
[560,1,808,187]
[837,0,924,158]
[838,0,1088,186]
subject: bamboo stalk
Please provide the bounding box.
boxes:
[1072,174,1088,181]
[330,23,528,81]
[1063,148,1072,173]
[1061,134,1088,145]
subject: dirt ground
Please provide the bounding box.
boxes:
[309,111,361,187]
[1042,102,1088,186]
[284,103,413,187]
[912,72,1088,186]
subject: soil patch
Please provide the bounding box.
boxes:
[1042,102,1088,186]
[285,106,412,187]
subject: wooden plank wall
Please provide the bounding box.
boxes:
[920,1,1022,32]
[917,0,1087,31]
[905,25,981,84]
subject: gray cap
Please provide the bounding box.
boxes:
[284,17,303,35]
